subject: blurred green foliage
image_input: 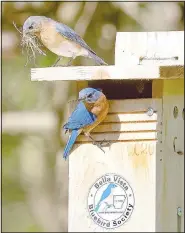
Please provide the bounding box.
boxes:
[2,1,184,232]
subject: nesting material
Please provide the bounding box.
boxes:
[13,21,46,66]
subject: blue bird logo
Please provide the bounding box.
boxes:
[95,183,117,212]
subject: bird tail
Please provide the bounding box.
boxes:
[63,130,79,160]
[95,201,101,212]
[88,51,108,65]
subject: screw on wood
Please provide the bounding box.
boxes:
[147,107,154,117]
[138,56,178,65]
[177,207,182,217]
[173,137,184,155]
[173,106,179,119]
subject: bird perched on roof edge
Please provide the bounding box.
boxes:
[63,87,109,160]
[22,16,108,66]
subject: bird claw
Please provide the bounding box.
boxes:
[92,139,111,153]
[65,59,73,66]
[99,139,111,147]
[52,63,72,67]
[92,141,105,153]
[98,145,105,153]
[51,56,74,67]
[92,139,110,147]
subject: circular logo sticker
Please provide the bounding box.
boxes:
[88,173,135,229]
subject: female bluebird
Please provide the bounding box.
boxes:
[22,16,107,66]
[63,87,109,160]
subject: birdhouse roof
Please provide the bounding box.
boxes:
[31,31,184,81]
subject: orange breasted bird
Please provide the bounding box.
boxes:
[63,87,109,160]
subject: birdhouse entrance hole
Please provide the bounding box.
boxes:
[88,80,152,99]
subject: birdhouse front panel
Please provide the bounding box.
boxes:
[68,98,162,232]
[31,30,184,232]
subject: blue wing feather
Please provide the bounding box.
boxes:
[63,129,79,160]
[63,101,96,130]
[55,22,97,55]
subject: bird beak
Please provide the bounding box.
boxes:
[23,29,31,34]
[23,29,38,35]
[78,97,86,101]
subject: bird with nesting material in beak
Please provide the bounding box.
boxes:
[22,16,108,67]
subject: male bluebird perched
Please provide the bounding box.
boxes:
[22,16,108,66]
[63,87,109,160]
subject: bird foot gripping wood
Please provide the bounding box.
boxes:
[99,139,111,147]
[52,57,74,67]
[93,139,110,147]
[92,139,111,153]
[92,141,105,153]
[52,57,62,67]
[65,57,74,66]
[85,133,106,153]
[97,145,106,153]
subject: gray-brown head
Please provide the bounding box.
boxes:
[23,16,49,35]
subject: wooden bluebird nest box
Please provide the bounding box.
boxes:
[31,31,184,232]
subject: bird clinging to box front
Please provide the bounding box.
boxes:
[63,87,109,160]
[22,16,108,66]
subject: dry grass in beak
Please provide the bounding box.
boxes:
[13,21,46,66]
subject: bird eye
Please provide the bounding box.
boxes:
[87,93,92,98]
[28,25,33,29]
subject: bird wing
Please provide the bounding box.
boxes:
[55,22,97,55]
[99,184,113,202]
[63,101,97,130]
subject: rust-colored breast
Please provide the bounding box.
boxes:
[91,95,108,116]
[83,94,109,133]
[84,102,94,112]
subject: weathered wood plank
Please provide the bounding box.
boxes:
[115,31,184,66]
[108,98,161,113]
[104,113,158,122]
[31,65,184,81]
[92,122,158,133]
[76,131,157,142]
